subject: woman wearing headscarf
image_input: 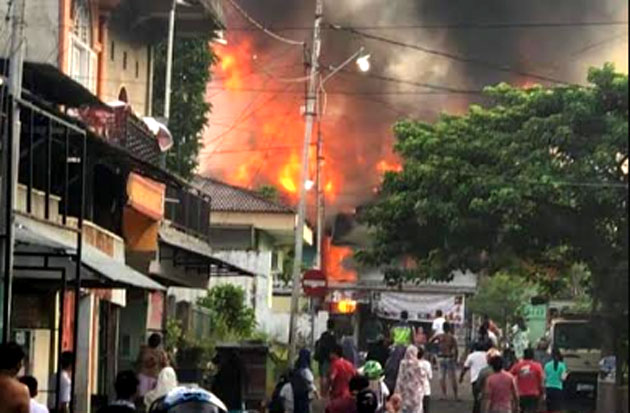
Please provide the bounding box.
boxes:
[143,354,178,410]
[383,345,406,394]
[394,346,426,413]
[280,349,319,413]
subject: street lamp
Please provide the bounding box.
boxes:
[356,53,371,73]
[164,0,193,121]
[287,0,371,360]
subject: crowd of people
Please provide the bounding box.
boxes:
[0,333,178,413]
[272,311,570,413]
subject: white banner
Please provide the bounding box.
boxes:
[374,292,465,324]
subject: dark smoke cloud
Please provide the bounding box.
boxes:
[212,0,628,215]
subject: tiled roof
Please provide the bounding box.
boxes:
[193,176,295,214]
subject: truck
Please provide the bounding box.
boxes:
[548,316,601,402]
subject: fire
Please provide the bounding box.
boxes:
[323,237,357,283]
[279,153,300,193]
[215,41,252,90]
[376,159,402,174]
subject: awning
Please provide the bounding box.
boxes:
[158,224,254,277]
[13,216,166,291]
[0,59,108,109]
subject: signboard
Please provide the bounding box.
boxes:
[375,292,465,324]
[302,269,327,297]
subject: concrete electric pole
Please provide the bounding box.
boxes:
[288,0,323,362]
[1,0,26,342]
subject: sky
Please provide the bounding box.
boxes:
[199,0,628,219]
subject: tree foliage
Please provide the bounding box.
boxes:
[467,273,535,331]
[360,64,628,358]
[197,284,256,338]
[258,185,280,202]
[153,35,217,179]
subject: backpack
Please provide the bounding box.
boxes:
[268,375,290,413]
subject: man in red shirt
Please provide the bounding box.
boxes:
[510,348,544,412]
[483,355,519,413]
[328,344,357,400]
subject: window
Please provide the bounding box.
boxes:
[110,41,115,61]
[123,51,127,70]
[69,34,97,93]
[135,60,139,78]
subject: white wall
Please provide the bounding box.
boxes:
[266,309,328,345]
[211,250,273,333]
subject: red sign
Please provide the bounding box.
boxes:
[302,269,328,297]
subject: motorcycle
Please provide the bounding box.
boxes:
[148,386,228,413]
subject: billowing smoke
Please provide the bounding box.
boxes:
[200,0,628,216]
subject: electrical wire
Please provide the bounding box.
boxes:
[224,0,305,46]
[222,20,629,32]
[334,25,574,85]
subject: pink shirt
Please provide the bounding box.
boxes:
[485,371,516,412]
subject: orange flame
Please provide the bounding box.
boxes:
[376,159,402,174]
[323,237,357,283]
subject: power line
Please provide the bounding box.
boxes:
[224,0,305,46]
[334,25,574,84]
[223,20,629,32]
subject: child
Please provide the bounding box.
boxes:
[359,361,389,413]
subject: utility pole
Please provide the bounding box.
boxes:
[1,0,26,343]
[315,119,324,270]
[288,0,322,363]
[164,0,177,122]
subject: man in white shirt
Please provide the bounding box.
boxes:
[417,346,433,413]
[431,310,446,336]
[48,352,73,413]
[429,310,446,368]
[458,343,488,413]
[18,376,49,413]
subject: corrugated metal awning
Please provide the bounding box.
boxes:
[14,216,166,291]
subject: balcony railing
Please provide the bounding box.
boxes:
[79,105,161,165]
[165,185,211,241]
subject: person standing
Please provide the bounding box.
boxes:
[342,334,360,367]
[414,327,427,348]
[18,376,49,413]
[135,333,167,398]
[48,351,74,413]
[316,319,338,397]
[544,348,567,413]
[429,311,446,367]
[328,344,357,401]
[0,342,30,413]
[509,348,544,413]
[383,345,406,395]
[431,311,446,337]
[98,371,139,413]
[510,318,530,361]
[459,342,488,413]
[366,335,390,369]
[390,311,414,347]
[429,323,458,401]
[360,361,389,413]
[394,345,426,413]
[475,348,501,410]
[144,354,178,410]
[417,346,432,413]
[482,355,519,413]
[282,349,317,413]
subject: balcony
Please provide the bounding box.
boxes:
[79,104,162,165]
[164,184,211,241]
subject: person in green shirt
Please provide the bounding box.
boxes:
[390,311,414,346]
[544,347,568,413]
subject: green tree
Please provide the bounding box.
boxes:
[467,272,535,332]
[197,284,256,338]
[258,185,279,202]
[360,64,627,381]
[153,34,217,179]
